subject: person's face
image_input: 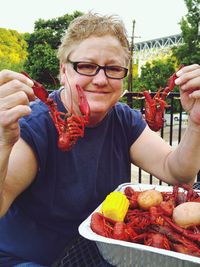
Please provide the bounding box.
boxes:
[60,35,127,124]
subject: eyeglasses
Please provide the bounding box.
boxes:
[68,59,128,79]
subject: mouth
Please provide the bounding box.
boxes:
[84,90,110,95]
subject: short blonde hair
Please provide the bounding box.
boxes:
[57,12,130,65]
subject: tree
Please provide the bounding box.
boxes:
[139,59,177,92]
[124,59,181,111]
[0,28,28,71]
[24,11,83,89]
[172,0,200,65]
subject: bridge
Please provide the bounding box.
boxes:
[132,34,183,62]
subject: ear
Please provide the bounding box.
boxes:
[60,64,66,85]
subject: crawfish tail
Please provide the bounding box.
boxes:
[161,65,184,100]
[21,71,49,102]
[113,222,130,241]
[166,73,177,94]
[90,212,114,238]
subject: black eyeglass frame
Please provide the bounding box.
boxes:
[67,59,128,80]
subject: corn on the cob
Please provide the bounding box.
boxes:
[100,191,129,222]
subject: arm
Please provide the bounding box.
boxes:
[130,125,197,186]
[130,64,200,186]
[0,139,38,217]
[0,70,38,217]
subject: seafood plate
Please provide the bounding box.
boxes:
[79,183,200,267]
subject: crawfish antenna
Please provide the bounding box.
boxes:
[49,73,57,88]
[64,73,74,113]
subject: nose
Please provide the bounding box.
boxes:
[92,69,108,86]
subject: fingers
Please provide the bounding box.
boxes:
[0,69,43,147]
[0,70,35,119]
[0,70,35,145]
[188,89,200,99]
[0,105,32,127]
[0,89,32,127]
[175,64,200,91]
[176,64,199,76]
[0,69,33,87]
[0,70,35,101]
[0,91,30,110]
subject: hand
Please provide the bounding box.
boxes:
[0,70,35,147]
[175,64,200,125]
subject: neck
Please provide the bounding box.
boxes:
[61,88,81,115]
[87,112,108,127]
[61,87,108,127]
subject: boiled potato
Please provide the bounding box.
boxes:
[173,202,200,228]
[137,189,163,210]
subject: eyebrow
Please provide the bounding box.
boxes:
[68,55,124,66]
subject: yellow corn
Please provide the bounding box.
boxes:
[100,191,129,222]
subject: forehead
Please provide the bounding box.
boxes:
[70,35,126,64]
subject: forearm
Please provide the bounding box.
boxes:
[168,118,200,184]
[0,144,13,206]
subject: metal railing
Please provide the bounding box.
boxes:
[122,91,199,184]
[48,88,199,184]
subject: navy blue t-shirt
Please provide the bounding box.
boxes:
[0,89,146,266]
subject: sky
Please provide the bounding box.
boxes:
[0,0,187,43]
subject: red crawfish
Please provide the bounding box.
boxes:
[21,71,90,151]
[91,184,200,257]
[90,212,137,241]
[143,66,183,131]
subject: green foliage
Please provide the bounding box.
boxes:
[172,0,200,65]
[0,28,28,71]
[123,0,199,112]
[139,59,177,92]
[125,59,180,111]
[24,44,59,88]
[24,11,83,89]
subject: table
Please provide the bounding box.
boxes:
[193,182,200,190]
[53,235,114,267]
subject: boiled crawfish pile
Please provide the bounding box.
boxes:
[91,184,200,258]
[143,66,183,132]
[21,72,90,151]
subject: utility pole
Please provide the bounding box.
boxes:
[128,20,135,92]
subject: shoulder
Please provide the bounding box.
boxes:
[114,102,140,113]
[113,102,145,123]
[112,102,147,145]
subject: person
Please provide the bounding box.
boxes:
[0,12,200,267]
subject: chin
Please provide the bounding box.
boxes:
[89,101,111,113]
